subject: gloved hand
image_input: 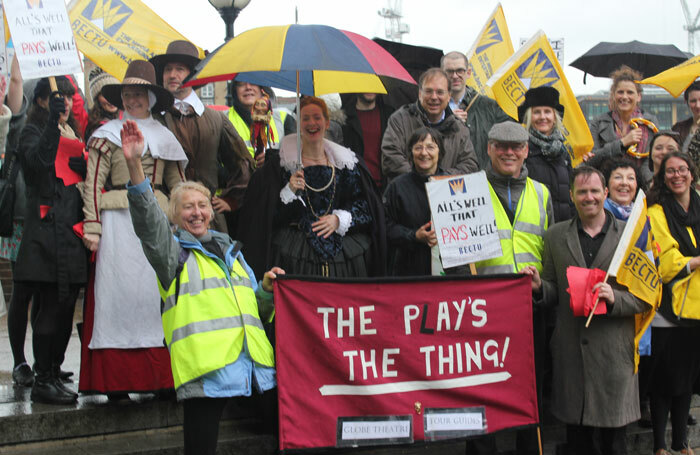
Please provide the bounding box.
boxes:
[48,92,66,123]
[68,156,87,179]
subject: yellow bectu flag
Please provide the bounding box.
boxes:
[67,0,204,79]
[639,54,700,98]
[464,3,514,98]
[606,190,661,372]
[487,30,593,167]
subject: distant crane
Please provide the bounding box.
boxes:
[681,0,700,53]
[377,0,409,42]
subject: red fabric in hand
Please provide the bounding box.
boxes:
[567,266,607,317]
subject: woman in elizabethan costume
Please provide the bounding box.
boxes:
[237,96,386,280]
[14,76,88,404]
[79,60,187,397]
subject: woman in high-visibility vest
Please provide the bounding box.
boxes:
[120,119,284,455]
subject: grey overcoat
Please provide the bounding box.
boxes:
[540,214,650,428]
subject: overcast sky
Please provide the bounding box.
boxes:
[140,0,697,97]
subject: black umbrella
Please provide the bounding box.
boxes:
[570,40,688,83]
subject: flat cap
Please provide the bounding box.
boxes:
[488,121,529,143]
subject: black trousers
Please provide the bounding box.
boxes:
[7,262,37,366]
[182,390,278,455]
[31,282,80,373]
[564,424,626,455]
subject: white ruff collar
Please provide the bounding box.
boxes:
[174,90,205,116]
[279,134,357,172]
[90,113,188,167]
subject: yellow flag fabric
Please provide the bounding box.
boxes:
[487,30,593,167]
[67,0,203,79]
[639,54,700,98]
[606,191,661,372]
[464,3,513,98]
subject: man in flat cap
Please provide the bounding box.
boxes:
[150,40,253,233]
[473,121,553,455]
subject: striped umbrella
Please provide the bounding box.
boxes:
[184,24,416,96]
[184,24,415,161]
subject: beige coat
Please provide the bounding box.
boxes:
[540,214,650,427]
[82,137,184,235]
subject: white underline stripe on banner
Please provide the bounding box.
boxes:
[318,371,512,396]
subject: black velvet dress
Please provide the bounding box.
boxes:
[271,164,373,277]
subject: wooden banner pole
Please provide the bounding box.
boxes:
[585,272,609,328]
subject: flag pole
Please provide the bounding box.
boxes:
[585,272,609,328]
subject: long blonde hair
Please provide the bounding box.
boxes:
[522,107,565,136]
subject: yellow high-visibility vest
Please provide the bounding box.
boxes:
[158,249,274,389]
[475,178,549,275]
[228,107,287,157]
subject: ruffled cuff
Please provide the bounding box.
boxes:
[280,183,304,206]
[333,209,351,236]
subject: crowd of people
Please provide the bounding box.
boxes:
[0,43,699,455]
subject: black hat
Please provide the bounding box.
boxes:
[517,86,564,123]
[101,60,174,113]
[149,40,201,86]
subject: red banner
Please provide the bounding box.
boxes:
[275,275,538,450]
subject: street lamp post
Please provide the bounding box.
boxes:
[208,0,251,106]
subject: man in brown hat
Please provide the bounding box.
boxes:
[150,40,253,233]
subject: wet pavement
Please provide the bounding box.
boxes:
[0,303,82,393]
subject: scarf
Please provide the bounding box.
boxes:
[408,101,456,135]
[612,109,650,158]
[528,127,568,161]
[661,190,700,257]
[604,198,633,220]
[91,112,188,167]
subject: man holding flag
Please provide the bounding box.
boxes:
[441,51,511,169]
[529,166,650,455]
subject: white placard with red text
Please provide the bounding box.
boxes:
[4,0,82,79]
[426,171,501,269]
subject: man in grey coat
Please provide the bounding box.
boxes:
[381,68,478,183]
[528,166,650,455]
[441,51,512,169]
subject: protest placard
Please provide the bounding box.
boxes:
[425,171,501,269]
[275,275,538,450]
[3,0,82,79]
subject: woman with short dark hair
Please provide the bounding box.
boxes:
[384,127,444,276]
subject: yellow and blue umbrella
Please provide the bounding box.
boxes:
[183,24,416,95]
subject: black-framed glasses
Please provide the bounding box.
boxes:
[445,68,467,76]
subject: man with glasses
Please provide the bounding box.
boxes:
[381,68,477,183]
[441,51,512,169]
[473,121,553,455]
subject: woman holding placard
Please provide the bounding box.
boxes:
[384,126,445,276]
[647,152,700,455]
[14,76,88,404]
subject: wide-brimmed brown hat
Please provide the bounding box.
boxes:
[149,40,201,86]
[101,60,174,113]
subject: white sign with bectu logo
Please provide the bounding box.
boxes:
[3,0,82,79]
[426,171,502,269]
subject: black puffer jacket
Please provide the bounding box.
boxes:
[525,141,575,223]
[13,115,88,287]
